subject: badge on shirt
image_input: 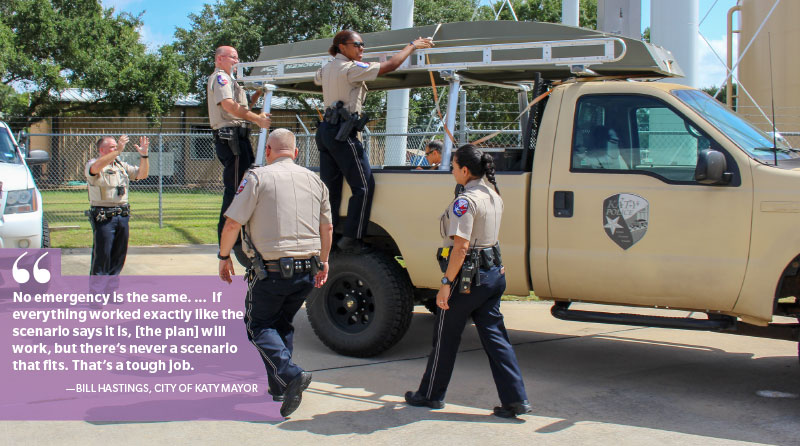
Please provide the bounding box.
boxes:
[453,198,469,217]
[354,61,369,68]
[236,178,247,194]
[217,74,229,86]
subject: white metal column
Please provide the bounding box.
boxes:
[651,0,698,87]
[255,84,276,166]
[562,0,579,27]
[385,0,414,166]
[440,71,461,170]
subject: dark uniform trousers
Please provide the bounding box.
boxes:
[416,266,528,405]
[315,121,375,240]
[89,213,129,276]
[214,131,255,239]
[245,270,314,397]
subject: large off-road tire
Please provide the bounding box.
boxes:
[306,250,414,357]
[41,217,50,248]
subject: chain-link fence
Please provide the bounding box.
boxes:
[25,119,528,230]
[22,104,800,233]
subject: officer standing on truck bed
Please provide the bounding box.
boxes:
[314,30,434,252]
[405,144,531,419]
[85,135,149,276]
[208,45,271,264]
[217,128,333,418]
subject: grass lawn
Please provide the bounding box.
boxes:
[42,189,221,248]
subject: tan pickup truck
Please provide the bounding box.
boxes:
[304,79,800,358]
[241,21,800,358]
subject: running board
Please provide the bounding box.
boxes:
[550,302,736,331]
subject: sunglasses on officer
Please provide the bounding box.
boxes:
[345,41,366,48]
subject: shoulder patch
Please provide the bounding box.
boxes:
[217,74,229,86]
[354,61,369,68]
[453,198,470,217]
[236,178,247,194]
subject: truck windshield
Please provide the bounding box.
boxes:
[672,89,799,163]
[0,128,22,165]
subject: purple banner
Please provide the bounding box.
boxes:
[0,249,282,421]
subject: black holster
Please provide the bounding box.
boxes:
[217,127,240,156]
[242,229,267,281]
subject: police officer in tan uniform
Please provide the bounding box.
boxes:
[405,144,531,419]
[208,45,271,260]
[217,128,332,418]
[314,30,433,252]
[85,135,149,275]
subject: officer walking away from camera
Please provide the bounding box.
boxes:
[85,135,149,275]
[405,144,531,418]
[314,30,434,252]
[208,45,271,262]
[218,128,333,418]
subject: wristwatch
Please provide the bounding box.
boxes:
[441,276,454,286]
[217,252,230,260]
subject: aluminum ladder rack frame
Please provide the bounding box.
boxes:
[235,37,627,87]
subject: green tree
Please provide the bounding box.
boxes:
[172,0,480,114]
[702,84,737,110]
[0,0,189,128]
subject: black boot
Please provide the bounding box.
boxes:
[492,400,532,418]
[404,391,445,409]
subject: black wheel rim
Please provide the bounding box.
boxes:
[324,273,375,333]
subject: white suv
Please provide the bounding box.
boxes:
[0,121,50,248]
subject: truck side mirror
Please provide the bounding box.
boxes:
[695,149,729,185]
[25,150,50,165]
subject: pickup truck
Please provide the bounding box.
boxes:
[304,78,800,358]
[241,21,800,358]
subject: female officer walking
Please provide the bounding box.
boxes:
[405,144,531,418]
[314,30,433,252]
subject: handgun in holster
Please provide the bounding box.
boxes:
[242,228,267,280]
[334,109,371,142]
[217,127,240,156]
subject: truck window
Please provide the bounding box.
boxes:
[571,95,715,183]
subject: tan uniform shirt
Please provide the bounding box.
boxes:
[314,54,380,113]
[85,159,139,206]
[207,69,248,130]
[224,157,333,260]
[440,178,503,249]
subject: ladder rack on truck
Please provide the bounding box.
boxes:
[234,21,682,165]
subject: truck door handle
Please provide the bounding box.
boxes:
[553,191,573,218]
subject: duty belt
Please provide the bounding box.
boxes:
[435,243,502,273]
[259,256,322,279]
[213,125,250,138]
[87,205,130,222]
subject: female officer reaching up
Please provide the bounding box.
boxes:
[315,30,433,252]
[404,144,532,418]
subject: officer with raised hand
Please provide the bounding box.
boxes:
[208,45,271,264]
[217,128,332,418]
[314,30,433,253]
[85,134,149,275]
[405,144,531,419]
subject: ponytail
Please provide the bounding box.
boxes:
[481,153,500,195]
[453,144,500,195]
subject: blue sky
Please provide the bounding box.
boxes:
[102,0,739,88]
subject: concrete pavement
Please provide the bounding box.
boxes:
[2,246,799,445]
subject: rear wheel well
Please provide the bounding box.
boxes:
[775,254,800,318]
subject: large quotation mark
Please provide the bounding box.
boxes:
[12,252,51,284]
